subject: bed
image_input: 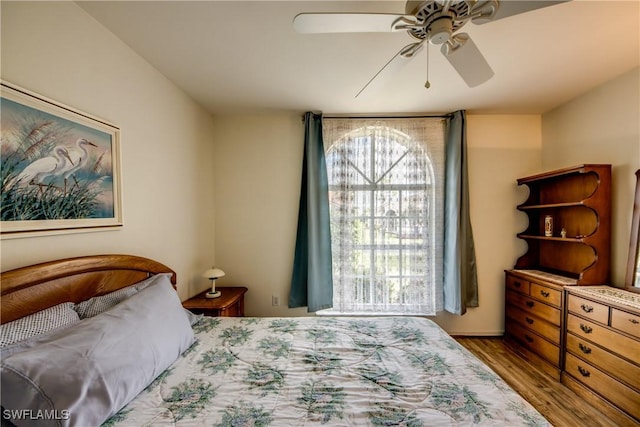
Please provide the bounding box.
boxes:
[1,254,551,426]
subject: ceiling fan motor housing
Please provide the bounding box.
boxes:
[429,17,454,44]
[405,0,471,43]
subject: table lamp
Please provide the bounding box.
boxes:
[202,267,225,298]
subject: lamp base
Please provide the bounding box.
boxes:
[205,290,221,299]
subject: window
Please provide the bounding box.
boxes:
[321,118,445,315]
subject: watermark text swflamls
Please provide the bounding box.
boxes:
[3,409,70,421]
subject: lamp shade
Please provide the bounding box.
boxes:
[202,268,225,279]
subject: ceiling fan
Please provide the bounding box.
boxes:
[293,0,568,96]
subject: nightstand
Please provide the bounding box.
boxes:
[182,286,248,317]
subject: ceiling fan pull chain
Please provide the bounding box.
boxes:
[425,39,431,89]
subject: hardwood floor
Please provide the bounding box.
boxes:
[455,337,627,427]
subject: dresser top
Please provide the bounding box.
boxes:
[566,285,640,311]
[511,269,578,286]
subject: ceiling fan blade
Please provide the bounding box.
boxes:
[356,42,424,98]
[472,0,570,24]
[293,13,417,34]
[440,33,494,87]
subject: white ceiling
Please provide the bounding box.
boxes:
[78,0,639,116]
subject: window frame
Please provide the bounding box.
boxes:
[321,121,444,315]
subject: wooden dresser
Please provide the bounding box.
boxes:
[504,270,569,380]
[505,165,612,380]
[562,286,640,425]
[504,167,640,424]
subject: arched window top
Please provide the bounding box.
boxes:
[326,125,434,187]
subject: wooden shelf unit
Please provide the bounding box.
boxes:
[514,164,611,285]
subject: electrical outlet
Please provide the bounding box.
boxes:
[272,295,280,306]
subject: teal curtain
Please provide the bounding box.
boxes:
[443,110,479,315]
[289,112,333,312]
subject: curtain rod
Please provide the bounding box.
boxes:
[325,114,452,119]
[302,113,453,122]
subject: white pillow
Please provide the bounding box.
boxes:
[133,272,174,292]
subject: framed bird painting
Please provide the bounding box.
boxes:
[0,81,123,238]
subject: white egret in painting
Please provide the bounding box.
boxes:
[60,138,98,192]
[7,146,74,189]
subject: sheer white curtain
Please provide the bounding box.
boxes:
[321,118,445,315]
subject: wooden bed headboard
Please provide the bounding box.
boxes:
[0,254,176,323]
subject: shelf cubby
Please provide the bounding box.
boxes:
[514,164,611,285]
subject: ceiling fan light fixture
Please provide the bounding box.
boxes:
[400,41,425,58]
[427,16,453,45]
[469,0,499,24]
[441,32,466,54]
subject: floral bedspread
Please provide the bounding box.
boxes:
[104,316,550,426]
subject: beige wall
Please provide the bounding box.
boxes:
[0,2,217,300]
[212,113,543,335]
[435,115,541,334]
[542,68,640,286]
[212,114,309,317]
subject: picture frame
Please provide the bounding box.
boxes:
[1,81,123,238]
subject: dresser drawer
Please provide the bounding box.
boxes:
[506,274,529,295]
[611,308,640,339]
[565,353,640,420]
[506,304,560,344]
[567,294,609,324]
[567,314,640,364]
[506,321,560,366]
[529,282,561,307]
[566,333,640,391]
[507,291,561,326]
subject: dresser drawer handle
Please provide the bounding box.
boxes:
[577,366,591,377]
[525,317,534,325]
[630,318,639,325]
[524,334,534,343]
[540,290,550,298]
[579,324,593,334]
[513,281,522,288]
[580,304,594,313]
[526,301,534,308]
[578,343,592,354]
